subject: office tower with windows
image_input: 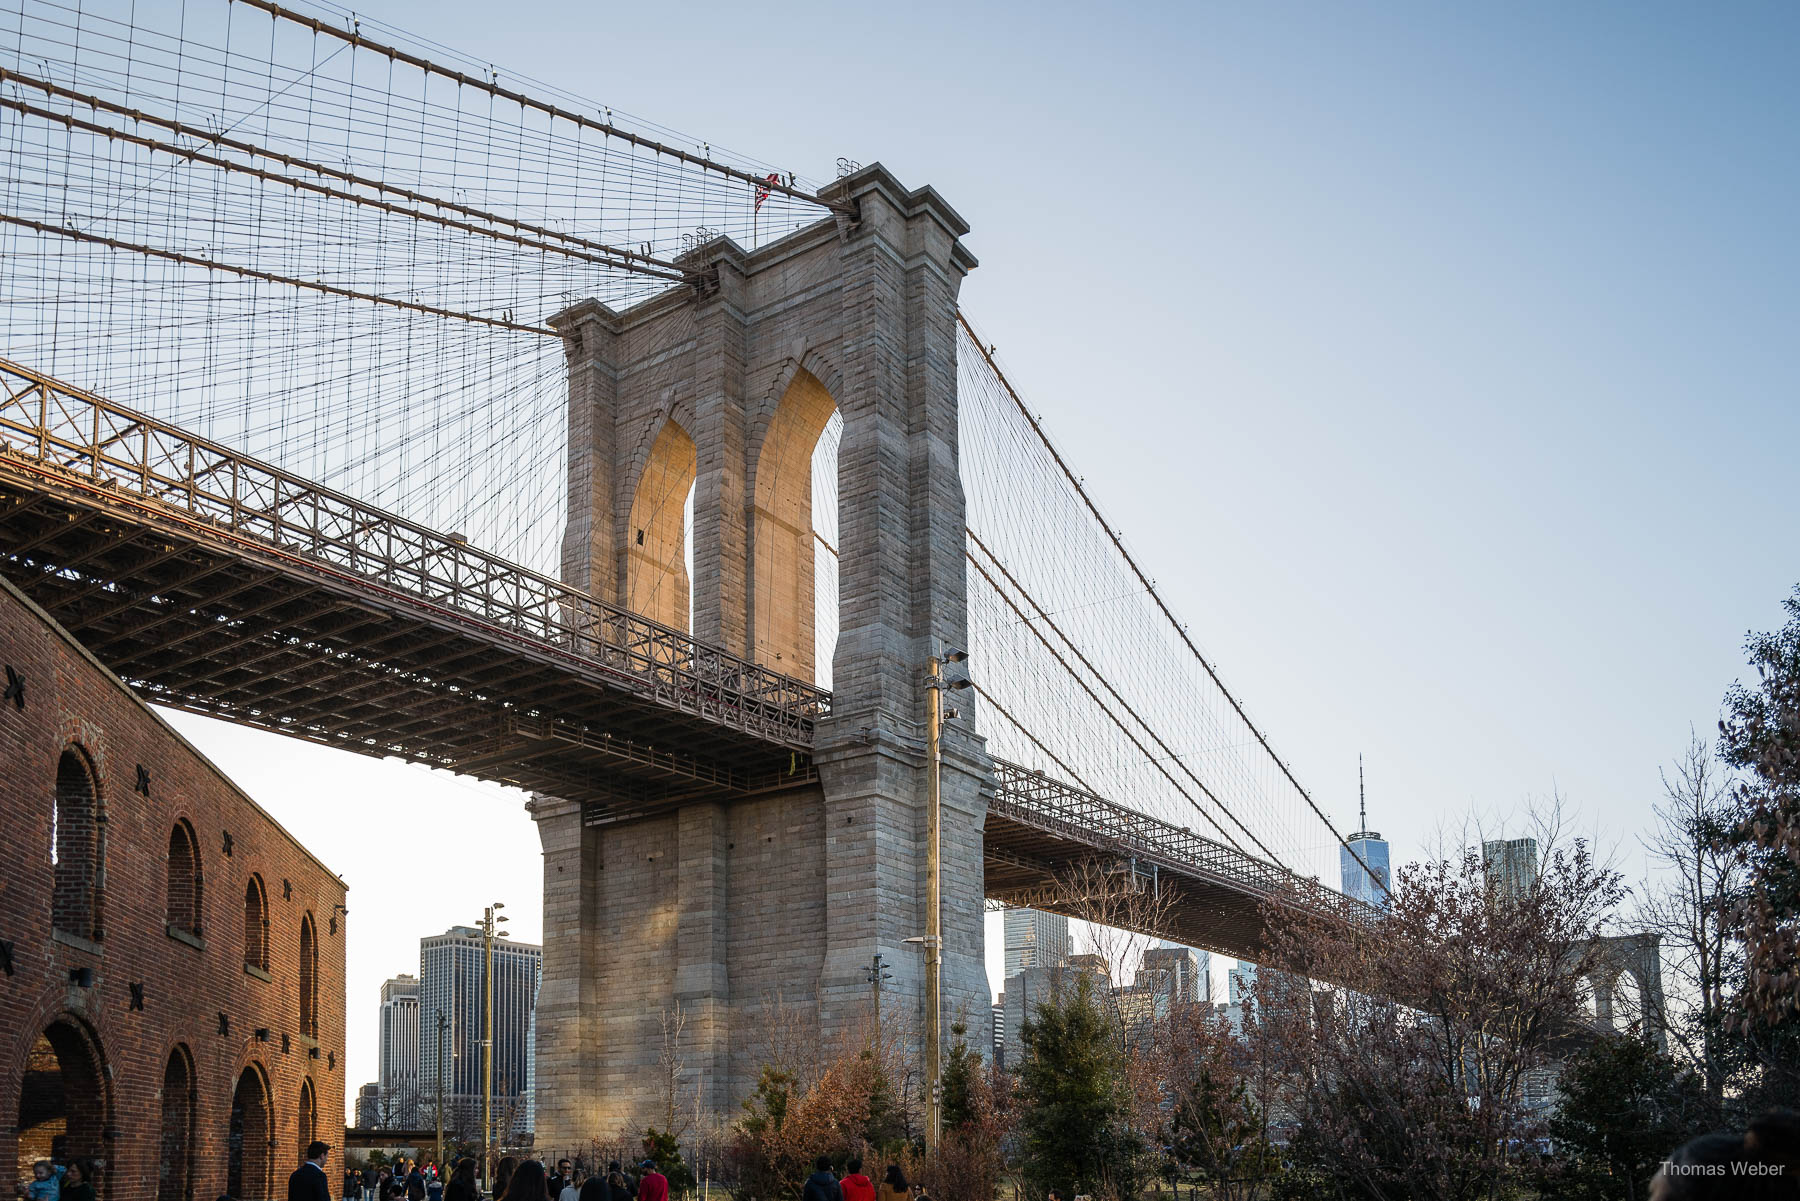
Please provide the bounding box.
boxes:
[1342,759,1391,909]
[418,926,542,1135]
[1483,838,1539,902]
[1002,907,1071,975]
[377,974,421,1125]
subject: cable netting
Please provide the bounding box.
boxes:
[0,0,829,570]
[959,318,1345,883]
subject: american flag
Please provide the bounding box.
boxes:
[754,172,782,213]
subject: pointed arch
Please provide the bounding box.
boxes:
[625,418,697,632]
[750,368,839,682]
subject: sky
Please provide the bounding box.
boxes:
[151,0,1800,1116]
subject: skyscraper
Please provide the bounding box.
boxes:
[419,926,542,1135]
[1483,838,1539,901]
[1140,944,1212,1004]
[377,974,421,1125]
[1002,908,1071,975]
[1341,756,1392,909]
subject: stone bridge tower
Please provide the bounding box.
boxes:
[530,165,991,1146]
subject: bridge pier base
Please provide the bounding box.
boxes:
[531,164,990,1147]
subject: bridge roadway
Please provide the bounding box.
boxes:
[0,358,1353,962]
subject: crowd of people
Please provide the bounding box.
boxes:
[324,1153,924,1201]
[13,1119,1778,1201]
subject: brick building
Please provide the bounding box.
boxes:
[0,576,346,1200]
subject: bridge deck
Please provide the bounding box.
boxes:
[0,358,1354,963]
[0,358,825,808]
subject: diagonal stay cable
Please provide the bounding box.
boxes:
[967,528,1288,869]
[964,540,1269,863]
[959,311,1390,900]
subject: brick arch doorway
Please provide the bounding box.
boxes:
[16,1017,110,1192]
[227,1064,273,1201]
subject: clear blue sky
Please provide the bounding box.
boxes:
[167,0,1800,1110]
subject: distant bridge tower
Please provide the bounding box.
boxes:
[530,165,990,1141]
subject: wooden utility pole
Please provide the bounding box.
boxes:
[924,654,945,1153]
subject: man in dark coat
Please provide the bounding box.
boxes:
[800,1156,842,1201]
[289,1142,333,1201]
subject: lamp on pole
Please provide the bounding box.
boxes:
[434,1008,447,1172]
[922,648,970,1155]
[479,903,508,1195]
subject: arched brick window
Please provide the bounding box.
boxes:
[166,820,202,936]
[297,1077,317,1161]
[298,913,318,1038]
[243,875,269,973]
[51,747,102,941]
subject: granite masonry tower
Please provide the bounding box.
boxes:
[530,165,990,1144]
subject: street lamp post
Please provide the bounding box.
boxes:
[922,649,971,1155]
[479,902,508,1195]
[434,1008,447,1172]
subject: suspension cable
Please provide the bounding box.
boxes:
[959,312,1390,899]
[236,0,854,215]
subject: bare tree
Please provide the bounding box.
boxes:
[655,1003,695,1142]
[1260,818,1626,1201]
[1637,732,1740,1107]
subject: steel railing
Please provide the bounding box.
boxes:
[0,357,830,745]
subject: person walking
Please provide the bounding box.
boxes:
[497,1160,549,1201]
[602,1163,634,1201]
[633,1161,667,1201]
[556,1169,583,1201]
[801,1157,842,1201]
[547,1162,573,1197]
[404,1164,426,1201]
[443,1160,477,1201]
[838,1158,873,1201]
[288,1142,333,1201]
[878,1166,908,1201]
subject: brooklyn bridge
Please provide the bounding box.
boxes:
[0,0,1379,1143]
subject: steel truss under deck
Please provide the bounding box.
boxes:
[0,358,1357,960]
[0,357,827,808]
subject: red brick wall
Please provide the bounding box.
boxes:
[0,578,347,1200]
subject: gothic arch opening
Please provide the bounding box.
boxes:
[243,875,269,973]
[1610,969,1646,1033]
[16,1018,108,1185]
[751,368,840,684]
[625,418,697,633]
[299,913,319,1038]
[52,747,102,940]
[166,820,202,936]
[157,1045,195,1201]
[227,1064,272,1201]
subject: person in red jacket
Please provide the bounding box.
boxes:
[635,1161,668,1201]
[838,1158,874,1201]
